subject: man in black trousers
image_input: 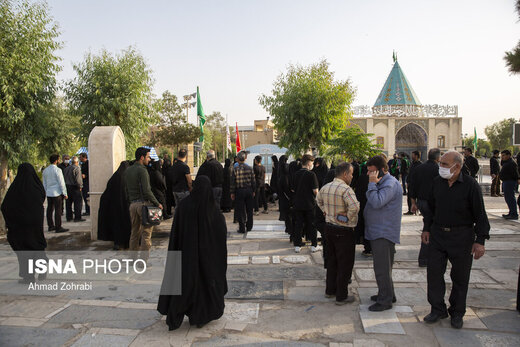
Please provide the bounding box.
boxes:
[462,147,479,179]
[422,151,490,329]
[404,151,422,215]
[63,156,85,222]
[499,149,519,220]
[79,153,90,216]
[490,150,502,197]
[409,148,440,267]
[292,154,321,253]
[230,151,256,233]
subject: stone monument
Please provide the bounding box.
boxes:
[87,126,126,240]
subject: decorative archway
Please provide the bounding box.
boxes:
[395,122,428,160]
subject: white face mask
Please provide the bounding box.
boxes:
[64,160,70,164]
[439,165,456,179]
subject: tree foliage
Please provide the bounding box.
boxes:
[484,118,516,151]
[205,111,227,160]
[150,91,199,149]
[504,0,520,74]
[325,126,382,162]
[66,47,156,155]
[259,59,356,156]
[463,136,492,157]
[0,0,63,167]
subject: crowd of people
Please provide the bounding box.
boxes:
[2,145,520,331]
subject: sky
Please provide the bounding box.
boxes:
[47,0,520,138]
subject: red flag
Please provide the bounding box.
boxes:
[235,122,241,153]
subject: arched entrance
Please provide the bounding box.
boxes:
[395,123,428,160]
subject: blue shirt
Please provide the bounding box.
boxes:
[42,164,67,198]
[364,173,403,244]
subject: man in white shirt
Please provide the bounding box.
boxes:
[42,154,68,233]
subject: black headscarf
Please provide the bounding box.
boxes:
[221,159,232,210]
[312,157,329,188]
[270,155,279,193]
[323,168,336,186]
[1,163,46,250]
[157,176,228,330]
[97,161,131,247]
[288,159,301,192]
[162,158,171,178]
[149,160,167,207]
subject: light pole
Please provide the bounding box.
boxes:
[183,92,197,123]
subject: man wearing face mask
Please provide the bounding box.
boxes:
[422,151,490,329]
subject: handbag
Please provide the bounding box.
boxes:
[139,180,162,226]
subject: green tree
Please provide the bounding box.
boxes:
[325,126,382,162]
[484,118,516,151]
[0,0,64,233]
[205,111,227,160]
[463,137,492,157]
[66,47,156,155]
[259,59,356,156]
[149,91,199,152]
[504,0,520,74]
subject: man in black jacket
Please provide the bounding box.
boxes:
[404,151,422,215]
[400,153,410,195]
[462,148,479,179]
[196,150,224,209]
[499,150,519,219]
[490,150,501,197]
[409,148,441,267]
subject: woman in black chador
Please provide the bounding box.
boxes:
[1,163,47,283]
[157,176,228,330]
[221,158,232,212]
[148,160,168,218]
[98,161,132,250]
[277,155,293,235]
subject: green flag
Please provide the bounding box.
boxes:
[473,127,478,153]
[197,86,205,142]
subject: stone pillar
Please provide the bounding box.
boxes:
[388,118,396,155]
[88,126,126,240]
[187,142,195,173]
[428,118,437,149]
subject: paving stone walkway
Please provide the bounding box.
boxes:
[0,196,519,346]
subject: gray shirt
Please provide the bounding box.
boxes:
[63,165,83,188]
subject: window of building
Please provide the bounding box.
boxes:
[376,136,384,146]
[437,135,446,148]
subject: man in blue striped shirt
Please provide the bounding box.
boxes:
[364,155,403,311]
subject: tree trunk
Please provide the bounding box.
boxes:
[0,149,8,235]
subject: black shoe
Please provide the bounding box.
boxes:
[55,228,69,233]
[237,230,245,234]
[348,278,352,284]
[48,226,56,232]
[82,212,90,216]
[73,218,86,222]
[403,211,414,215]
[502,214,511,218]
[423,312,449,323]
[246,228,252,232]
[419,262,428,268]
[66,219,72,222]
[450,316,463,329]
[505,215,519,220]
[368,303,392,312]
[163,214,172,220]
[113,244,121,251]
[370,295,397,303]
[362,250,372,257]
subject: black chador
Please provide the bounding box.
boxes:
[97,161,131,249]
[1,163,47,282]
[221,159,232,212]
[157,176,228,330]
